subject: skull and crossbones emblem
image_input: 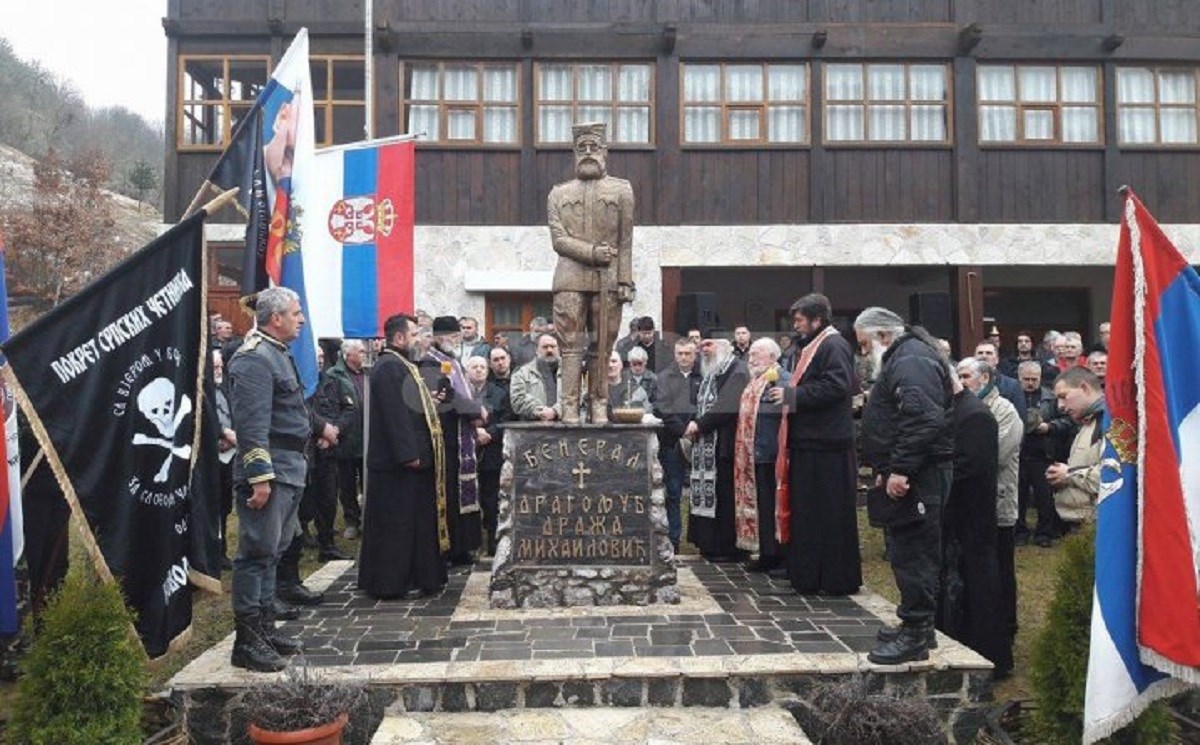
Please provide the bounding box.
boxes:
[133,378,192,483]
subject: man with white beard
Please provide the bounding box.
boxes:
[855,307,955,665]
[684,339,750,561]
[421,316,486,566]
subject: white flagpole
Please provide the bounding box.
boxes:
[317,132,424,156]
[365,0,374,140]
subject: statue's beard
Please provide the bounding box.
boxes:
[577,159,604,180]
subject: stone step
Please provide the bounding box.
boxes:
[369,705,811,744]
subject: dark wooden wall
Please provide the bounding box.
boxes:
[164,0,1200,226]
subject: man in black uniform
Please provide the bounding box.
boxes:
[228,287,334,672]
[855,306,955,665]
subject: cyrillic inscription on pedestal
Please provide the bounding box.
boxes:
[511,431,652,566]
[490,423,678,608]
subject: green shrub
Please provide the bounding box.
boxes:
[1030,524,1173,744]
[8,572,147,745]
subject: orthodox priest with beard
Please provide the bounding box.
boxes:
[423,316,485,565]
[767,293,862,596]
[359,313,448,600]
[684,339,751,561]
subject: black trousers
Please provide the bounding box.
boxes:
[303,455,339,546]
[337,457,363,529]
[1017,457,1058,539]
[479,468,500,549]
[886,462,952,627]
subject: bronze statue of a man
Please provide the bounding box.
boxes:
[548,122,635,424]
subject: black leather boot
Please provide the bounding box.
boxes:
[875,623,938,649]
[868,624,931,665]
[231,613,286,672]
[272,599,301,621]
[318,541,352,562]
[276,538,324,605]
[260,607,304,655]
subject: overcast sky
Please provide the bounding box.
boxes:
[0,1,167,125]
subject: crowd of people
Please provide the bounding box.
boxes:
[212,290,1108,679]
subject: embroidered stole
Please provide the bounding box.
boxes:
[732,366,779,552]
[384,349,450,552]
[773,325,838,543]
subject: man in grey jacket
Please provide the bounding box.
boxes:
[510,334,564,421]
[228,287,336,672]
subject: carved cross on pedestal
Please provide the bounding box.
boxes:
[572,461,592,489]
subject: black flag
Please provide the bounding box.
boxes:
[208,106,270,294]
[3,213,217,657]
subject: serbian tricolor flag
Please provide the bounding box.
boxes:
[0,231,22,636]
[302,138,416,339]
[1083,188,1198,743]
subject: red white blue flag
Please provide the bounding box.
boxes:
[1084,189,1199,742]
[0,230,22,636]
[302,139,416,339]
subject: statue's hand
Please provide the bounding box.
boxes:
[618,283,636,303]
[593,242,617,265]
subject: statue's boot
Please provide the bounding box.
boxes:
[560,352,582,424]
[591,398,609,424]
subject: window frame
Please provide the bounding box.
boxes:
[177,55,271,151]
[484,294,554,339]
[821,61,954,148]
[1115,66,1200,150]
[310,54,366,147]
[975,63,1105,149]
[679,61,812,149]
[533,61,656,150]
[400,60,522,148]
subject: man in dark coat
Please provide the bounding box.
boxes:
[653,338,701,551]
[938,376,1009,675]
[422,316,485,565]
[684,339,750,560]
[769,293,862,596]
[477,346,515,555]
[856,307,955,665]
[326,340,366,540]
[358,313,448,600]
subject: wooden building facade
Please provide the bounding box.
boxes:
[164,0,1200,354]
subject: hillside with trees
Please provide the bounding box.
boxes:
[0,37,164,209]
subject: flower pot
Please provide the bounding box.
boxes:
[247,712,349,745]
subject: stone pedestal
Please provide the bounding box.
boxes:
[489,423,678,608]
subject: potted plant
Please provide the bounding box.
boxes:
[239,661,367,745]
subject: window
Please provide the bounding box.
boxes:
[311,56,365,146]
[403,62,519,145]
[1117,67,1199,146]
[486,295,553,338]
[178,56,270,149]
[536,63,653,146]
[977,65,1101,145]
[681,63,808,145]
[824,63,950,144]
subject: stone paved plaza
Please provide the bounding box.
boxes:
[170,557,993,743]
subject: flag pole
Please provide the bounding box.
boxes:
[317,132,423,156]
[200,187,241,217]
[364,0,374,141]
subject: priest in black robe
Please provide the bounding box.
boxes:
[685,339,750,560]
[770,294,862,596]
[937,380,1009,675]
[421,316,485,565]
[358,313,448,600]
